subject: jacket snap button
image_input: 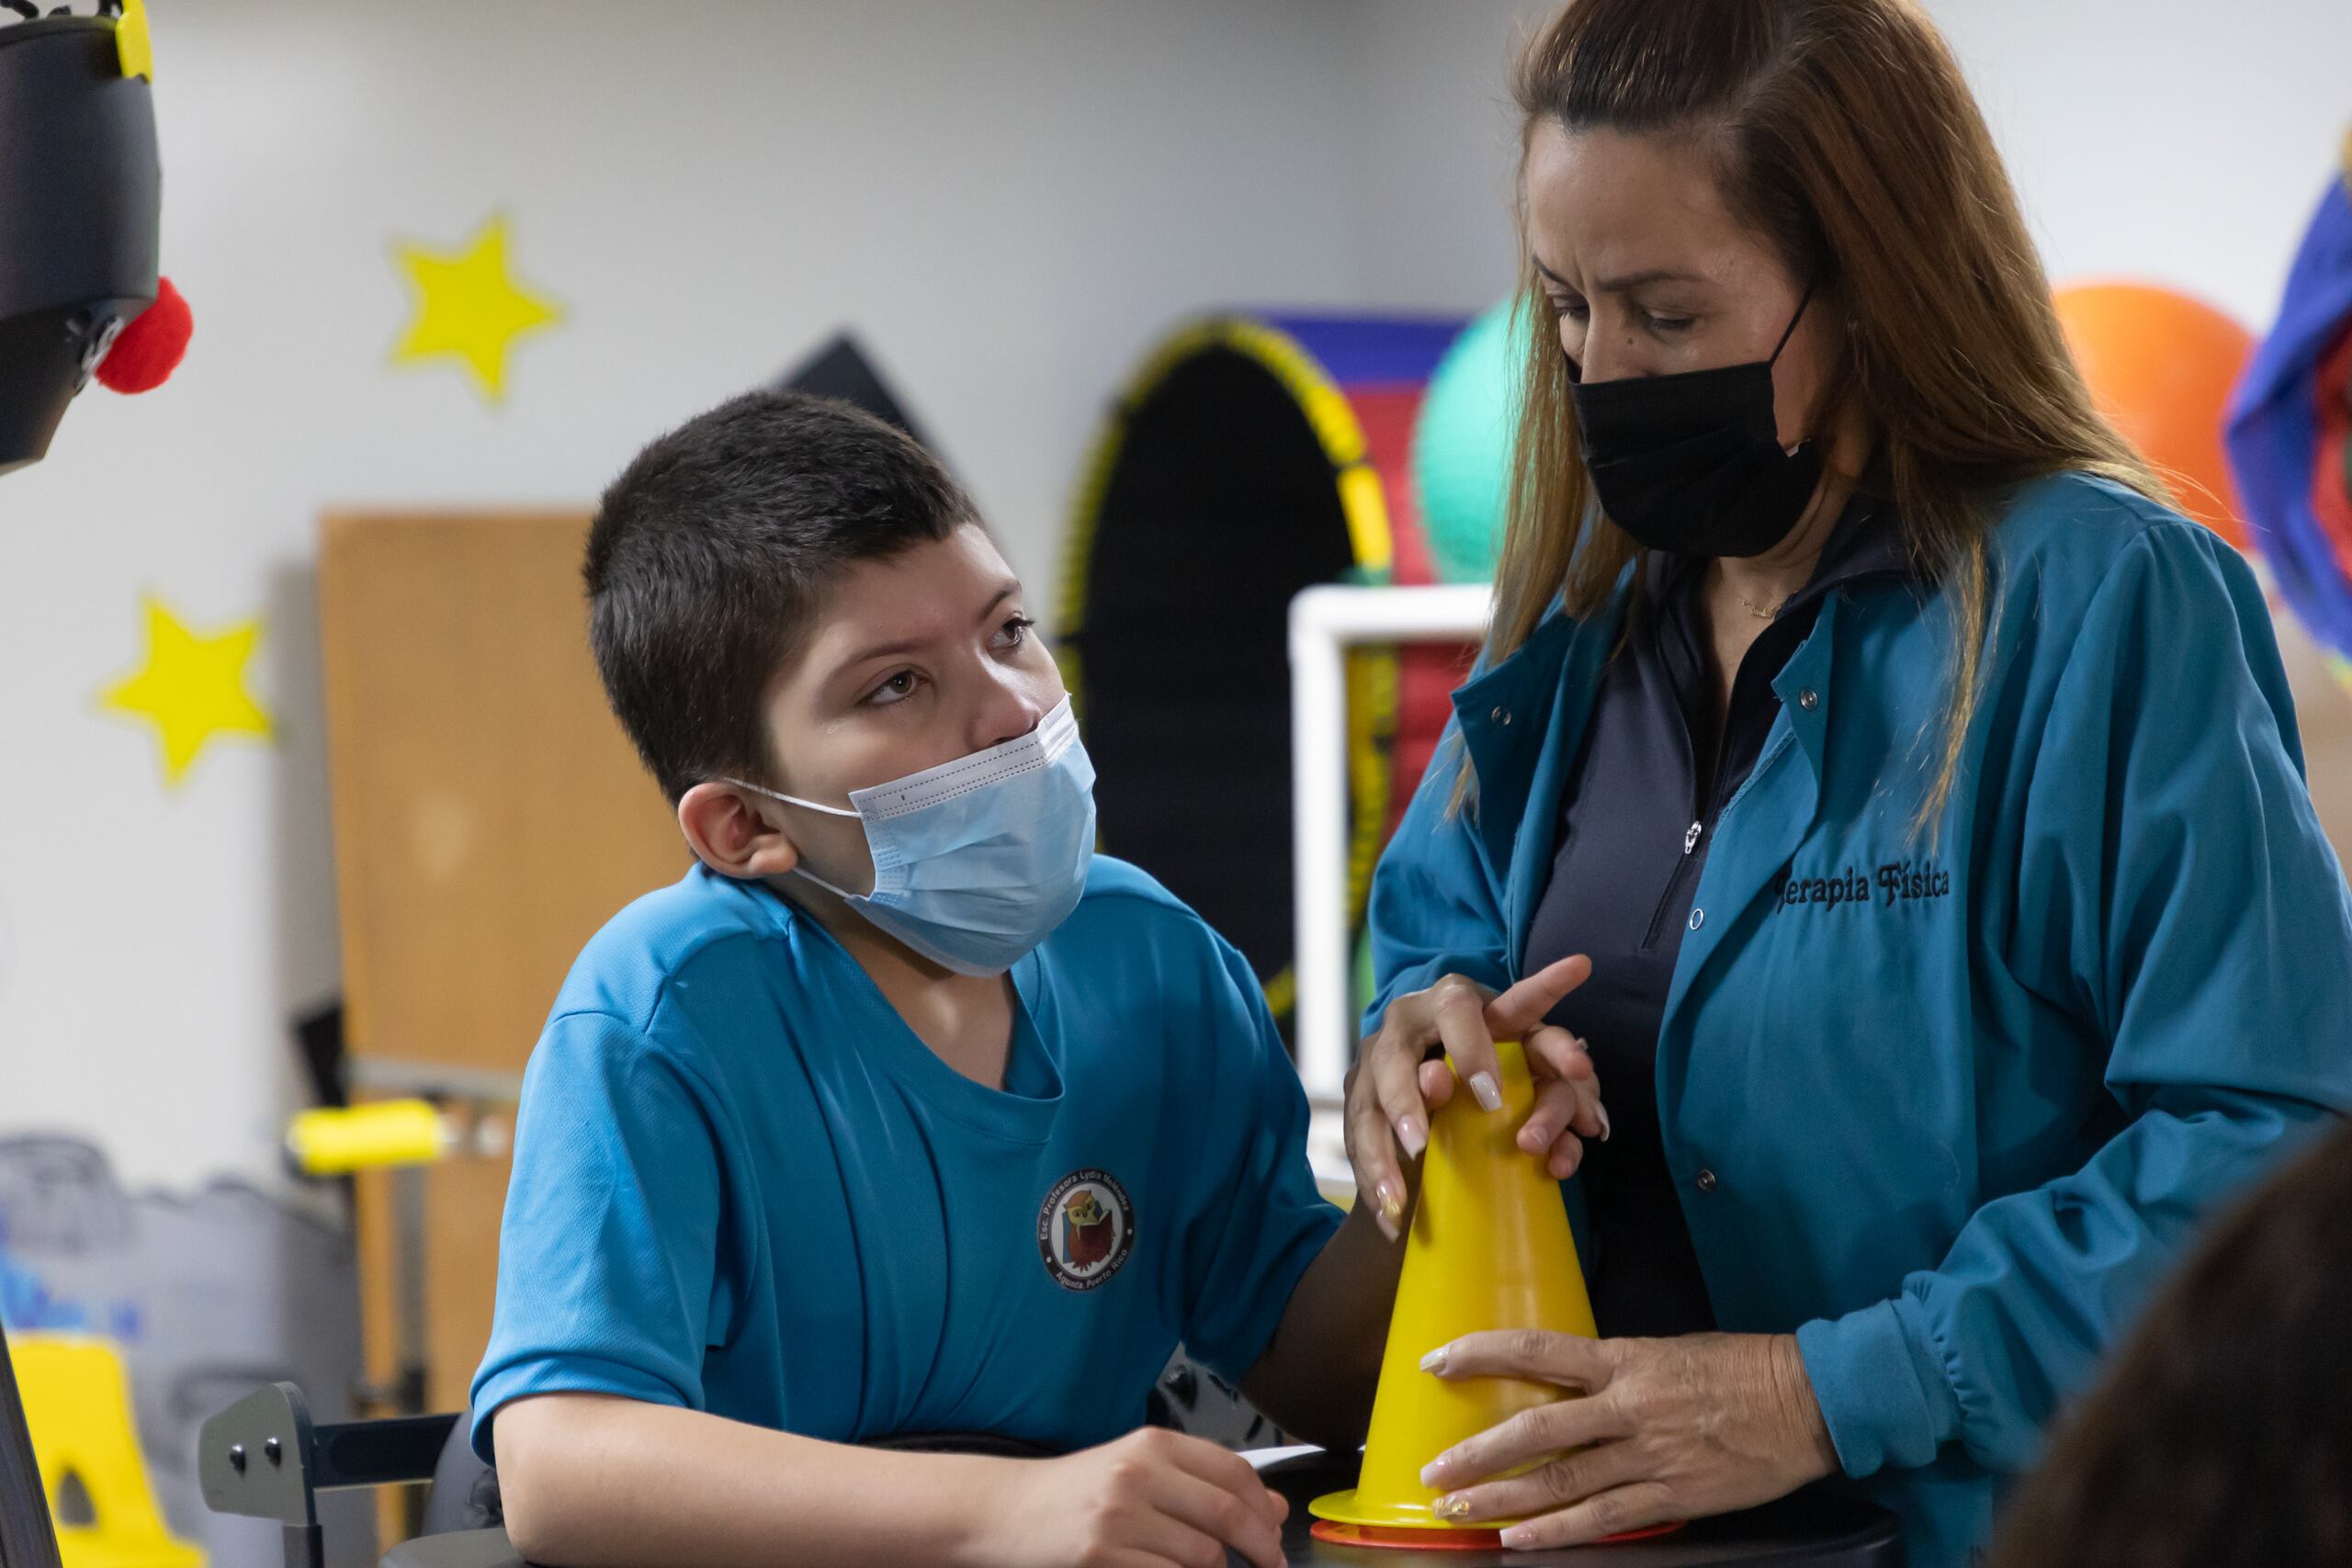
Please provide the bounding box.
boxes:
[1798,688,1819,710]
[1490,705,1511,726]
[1688,907,1704,931]
[1695,1168,1719,1193]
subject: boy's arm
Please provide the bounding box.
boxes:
[494,1392,1290,1568]
[1238,1199,1403,1451]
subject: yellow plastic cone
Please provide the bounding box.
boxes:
[1311,1039,1598,1540]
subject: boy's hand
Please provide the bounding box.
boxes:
[966,1427,1288,1568]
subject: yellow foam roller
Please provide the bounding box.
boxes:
[285,1100,447,1177]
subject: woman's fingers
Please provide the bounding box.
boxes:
[1418,1384,1631,1489]
[1499,1481,1680,1551]
[1348,973,1529,1235]
[1523,1024,1599,1161]
[1365,1034,1436,1235]
[1417,1055,1457,1110]
[1423,1328,1616,1391]
[1521,1026,1609,1145]
[1516,1078,1586,1176]
[1427,1334,1831,1551]
[1343,1049,1413,1242]
[1482,954,1592,1041]
[1431,978,1506,1114]
[1431,1436,1648,1526]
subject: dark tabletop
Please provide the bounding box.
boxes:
[379,1450,1905,1568]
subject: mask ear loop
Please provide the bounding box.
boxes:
[1767,282,1816,367]
[1767,283,1820,456]
[720,778,860,818]
[717,778,871,901]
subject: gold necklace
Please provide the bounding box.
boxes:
[1732,589,1784,621]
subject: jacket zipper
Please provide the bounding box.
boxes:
[1643,716,1732,950]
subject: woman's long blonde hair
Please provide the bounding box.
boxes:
[1483,0,2161,827]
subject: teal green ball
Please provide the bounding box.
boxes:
[1411,298,1532,585]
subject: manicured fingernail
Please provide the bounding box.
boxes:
[1469,1072,1502,1112]
[1380,1180,1406,1224]
[1599,1105,1612,1142]
[1398,1118,1427,1159]
[1418,1457,1450,1486]
[1501,1526,1534,1549]
[1419,1345,1449,1374]
[1434,1493,1471,1518]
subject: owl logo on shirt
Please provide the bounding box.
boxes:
[1037,1169,1135,1292]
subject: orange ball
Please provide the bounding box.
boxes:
[2053,281,2255,552]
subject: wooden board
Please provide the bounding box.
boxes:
[316,511,688,1532]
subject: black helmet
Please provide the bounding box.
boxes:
[0,4,160,476]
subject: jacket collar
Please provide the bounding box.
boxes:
[1448,581,1625,922]
[1648,494,1911,617]
[1445,504,1901,975]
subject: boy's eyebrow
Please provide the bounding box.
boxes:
[833,580,1024,671]
[974,578,1022,620]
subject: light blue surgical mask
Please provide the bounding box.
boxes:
[729,696,1097,976]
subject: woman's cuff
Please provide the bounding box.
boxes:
[1794,1296,1962,1478]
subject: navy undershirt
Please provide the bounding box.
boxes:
[1521,499,1905,1337]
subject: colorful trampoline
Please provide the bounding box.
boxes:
[1057,314,1475,1024]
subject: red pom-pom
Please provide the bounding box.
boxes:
[96,274,193,394]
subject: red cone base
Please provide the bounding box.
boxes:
[1310,1519,1504,1551]
[1309,1517,1685,1551]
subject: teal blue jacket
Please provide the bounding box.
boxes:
[1363,473,2352,1567]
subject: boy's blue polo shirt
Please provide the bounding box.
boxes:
[469,856,1340,1463]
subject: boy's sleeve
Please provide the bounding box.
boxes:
[1176,932,1345,1385]
[469,1008,728,1463]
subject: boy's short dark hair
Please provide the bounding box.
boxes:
[585,389,974,803]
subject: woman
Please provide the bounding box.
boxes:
[1345,3,2352,1565]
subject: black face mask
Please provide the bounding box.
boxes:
[1568,288,1820,558]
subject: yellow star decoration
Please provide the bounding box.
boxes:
[100,597,274,787]
[389,213,563,405]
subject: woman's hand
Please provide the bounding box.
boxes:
[966,1427,1288,1568]
[1414,1331,1839,1549]
[1344,957,1606,1239]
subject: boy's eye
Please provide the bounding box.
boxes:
[866,671,922,706]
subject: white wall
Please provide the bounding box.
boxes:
[0,0,1374,1194]
[2,0,2348,1204]
[1936,0,2352,326]
[1335,0,2352,323]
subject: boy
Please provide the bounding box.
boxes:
[473,391,1403,1568]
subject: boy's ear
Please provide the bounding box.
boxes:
[677,782,801,881]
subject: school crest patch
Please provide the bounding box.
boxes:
[1037,1169,1135,1292]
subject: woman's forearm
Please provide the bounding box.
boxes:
[492,1392,1000,1568]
